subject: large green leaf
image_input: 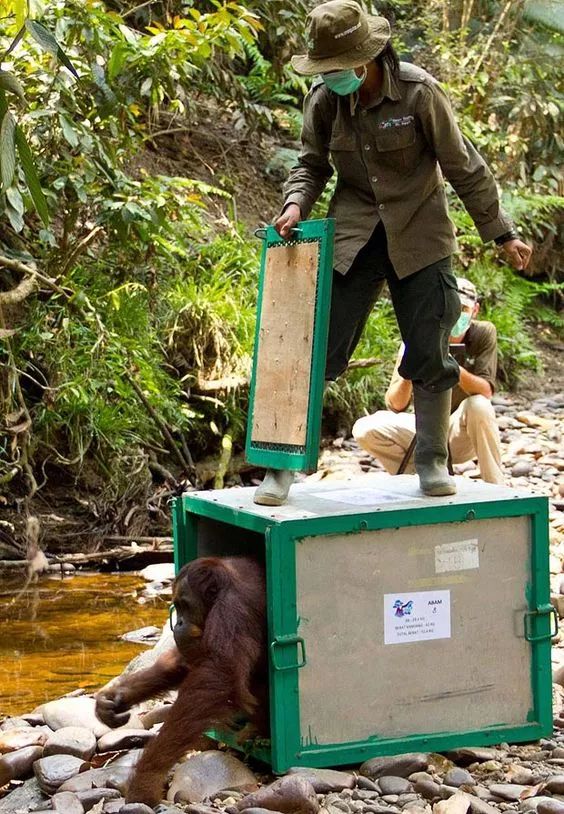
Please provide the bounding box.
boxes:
[25,20,79,79]
[15,0,26,29]
[15,125,49,226]
[0,71,25,101]
[1,111,16,190]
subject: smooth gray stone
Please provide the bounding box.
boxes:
[34,754,88,795]
[489,785,532,802]
[0,717,32,731]
[361,755,429,781]
[97,728,154,752]
[51,791,85,814]
[537,803,564,814]
[120,805,156,814]
[169,750,258,804]
[0,726,48,752]
[0,744,44,784]
[546,777,564,795]
[287,767,356,793]
[413,780,441,800]
[239,809,287,814]
[444,749,501,765]
[236,776,319,814]
[41,698,110,739]
[76,788,122,811]
[521,798,562,813]
[444,770,475,788]
[468,799,502,814]
[102,801,127,814]
[382,796,400,804]
[44,727,97,761]
[357,777,380,792]
[0,777,48,812]
[379,778,413,796]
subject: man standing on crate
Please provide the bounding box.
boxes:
[353,277,505,485]
[254,0,532,506]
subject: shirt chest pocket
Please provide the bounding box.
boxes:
[328,131,357,176]
[374,123,418,172]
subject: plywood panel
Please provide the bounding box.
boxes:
[296,516,532,745]
[251,241,319,447]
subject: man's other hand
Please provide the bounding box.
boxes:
[274,204,301,240]
[502,238,533,272]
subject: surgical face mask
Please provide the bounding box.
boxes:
[321,66,367,95]
[451,310,472,338]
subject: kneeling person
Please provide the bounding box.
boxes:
[353,278,504,484]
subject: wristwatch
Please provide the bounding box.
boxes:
[494,230,519,246]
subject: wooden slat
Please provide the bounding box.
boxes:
[252,241,319,447]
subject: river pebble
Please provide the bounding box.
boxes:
[97,728,155,752]
[235,776,319,814]
[361,756,430,780]
[51,791,85,814]
[44,727,97,760]
[0,744,44,784]
[41,698,110,739]
[287,768,356,793]
[34,754,89,795]
[168,750,258,804]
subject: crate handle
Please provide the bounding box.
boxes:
[524,605,558,642]
[270,635,307,671]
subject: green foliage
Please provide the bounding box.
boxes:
[0,0,562,506]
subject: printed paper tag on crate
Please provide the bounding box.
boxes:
[384,590,451,645]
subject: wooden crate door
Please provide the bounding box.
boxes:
[252,241,318,447]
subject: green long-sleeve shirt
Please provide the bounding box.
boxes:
[283,61,514,278]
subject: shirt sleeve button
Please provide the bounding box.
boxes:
[364,144,371,151]
[372,176,378,183]
[379,203,385,210]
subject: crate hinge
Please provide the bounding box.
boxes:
[524,604,558,642]
[270,635,307,671]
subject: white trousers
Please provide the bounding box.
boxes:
[352,395,504,484]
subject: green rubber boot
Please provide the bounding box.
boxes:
[253,468,294,506]
[413,387,456,497]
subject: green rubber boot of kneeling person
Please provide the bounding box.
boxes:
[413,386,457,496]
[253,468,295,506]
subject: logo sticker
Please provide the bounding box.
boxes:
[384,590,451,645]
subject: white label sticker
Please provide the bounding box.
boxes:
[384,590,451,645]
[435,539,479,574]
[311,487,422,506]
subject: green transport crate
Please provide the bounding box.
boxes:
[172,474,553,773]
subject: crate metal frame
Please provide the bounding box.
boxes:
[172,480,552,773]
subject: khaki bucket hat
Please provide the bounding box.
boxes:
[291,0,391,76]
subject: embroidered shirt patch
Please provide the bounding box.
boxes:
[379,115,415,129]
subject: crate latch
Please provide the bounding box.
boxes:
[524,604,558,642]
[270,635,307,671]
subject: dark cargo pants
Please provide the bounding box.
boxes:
[325,222,461,392]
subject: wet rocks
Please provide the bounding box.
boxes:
[0,776,47,812]
[444,750,501,766]
[41,698,110,739]
[120,804,156,814]
[51,791,85,814]
[44,727,97,760]
[34,754,90,794]
[235,776,319,814]
[443,770,475,788]
[96,728,155,752]
[361,755,429,780]
[379,778,413,796]
[286,768,356,793]
[168,751,258,804]
[0,726,49,752]
[0,744,44,784]
[488,784,531,801]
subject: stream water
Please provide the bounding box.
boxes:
[0,571,169,717]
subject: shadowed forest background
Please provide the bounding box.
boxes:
[0,0,562,552]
